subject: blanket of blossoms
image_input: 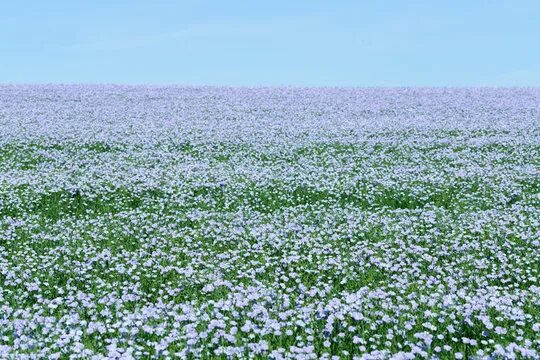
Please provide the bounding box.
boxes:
[0,85,539,359]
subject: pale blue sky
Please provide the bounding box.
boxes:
[1,1,539,86]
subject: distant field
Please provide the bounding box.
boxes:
[0,86,539,359]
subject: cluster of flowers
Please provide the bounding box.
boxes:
[0,85,539,359]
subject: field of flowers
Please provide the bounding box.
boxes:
[0,85,539,359]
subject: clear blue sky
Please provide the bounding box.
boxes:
[2,1,539,86]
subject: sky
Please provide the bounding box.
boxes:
[1,0,539,86]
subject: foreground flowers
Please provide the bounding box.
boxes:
[0,86,539,359]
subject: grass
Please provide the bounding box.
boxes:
[1,123,539,358]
